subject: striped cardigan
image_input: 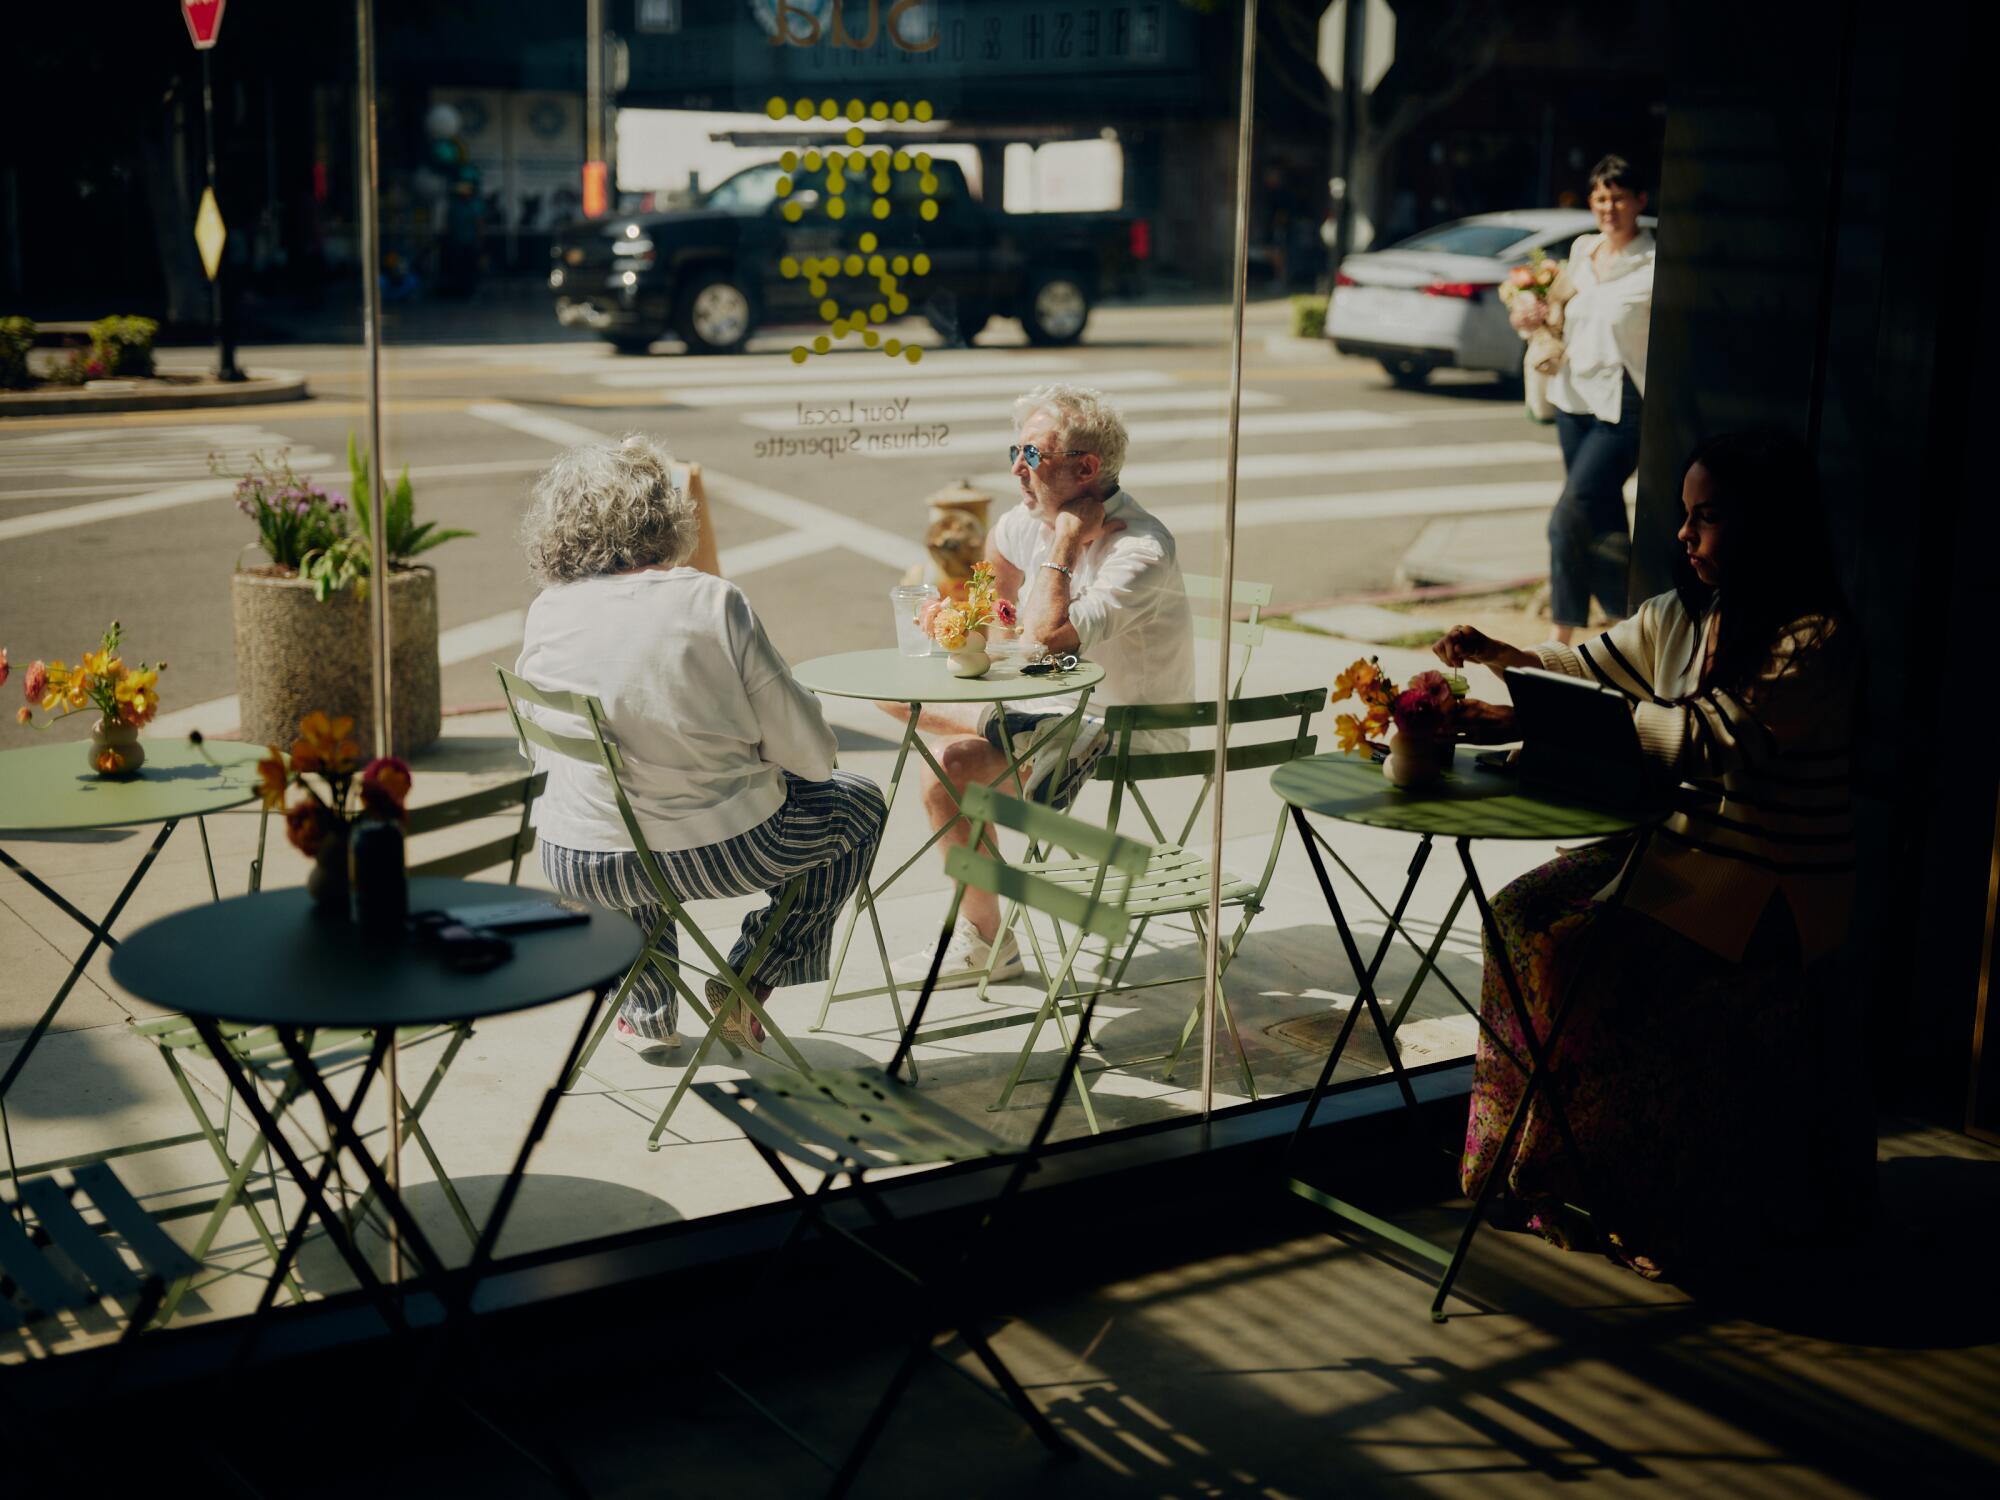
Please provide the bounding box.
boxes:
[1532,591,1855,964]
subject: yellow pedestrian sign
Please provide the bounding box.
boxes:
[194,188,227,282]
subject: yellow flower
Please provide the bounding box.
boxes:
[1363,704,1392,738]
[256,752,290,811]
[1332,657,1385,705]
[292,711,360,775]
[1333,713,1367,756]
[930,604,969,650]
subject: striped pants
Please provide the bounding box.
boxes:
[540,771,887,1040]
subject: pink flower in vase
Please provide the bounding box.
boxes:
[1391,670,1457,742]
[994,597,1017,628]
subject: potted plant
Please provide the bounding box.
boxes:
[917,560,1016,677]
[223,437,471,755]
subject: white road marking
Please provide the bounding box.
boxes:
[973,439,1558,492]
[717,528,828,576]
[465,402,616,449]
[665,367,1177,408]
[1149,481,1557,533]
[589,349,1076,388]
[852,407,1459,461]
[732,386,1283,430]
[0,424,333,479]
[699,469,925,571]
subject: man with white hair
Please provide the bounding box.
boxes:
[889,382,1195,987]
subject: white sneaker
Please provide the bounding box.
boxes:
[891,919,1024,991]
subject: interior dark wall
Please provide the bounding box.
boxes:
[1634,0,1994,1119]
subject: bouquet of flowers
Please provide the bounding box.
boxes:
[1330,657,1468,756]
[1499,246,1561,306]
[254,711,412,859]
[918,559,1017,650]
[13,623,167,768]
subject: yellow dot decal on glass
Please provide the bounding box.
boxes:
[803,150,822,172]
[827,150,845,171]
[843,254,864,276]
[890,293,910,314]
[892,102,910,122]
[892,150,911,172]
[794,98,814,119]
[779,256,799,279]
[825,172,844,195]
[870,302,888,321]
[832,319,849,337]
[819,299,839,321]
[878,274,897,293]
[885,338,902,355]
[872,149,890,170]
[818,99,837,120]
[782,201,804,223]
[873,175,891,195]
[891,255,909,275]
[846,99,864,121]
[919,200,937,221]
[791,346,809,363]
[776,175,793,196]
[872,199,889,219]
[919,174,938,195]
[849,306,869,327]
[867,255,886,275]
[780,150,799,172]
[905,346,923,363]
[916,152,933,172]
[845,126,865,147]
[766,97,787,120]
[808,277,827,296]
[813,334,830,353]
[870,101,889,119]
[859,232,878,252]
[826,198,845,219]
[863,330,880,347]
[914,101,934,122]
[912,253,931,275]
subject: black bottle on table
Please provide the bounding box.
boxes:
[349,816,408,933]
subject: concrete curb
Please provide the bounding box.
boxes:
[0,370,309,417]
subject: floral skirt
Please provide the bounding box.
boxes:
[1460,839,1864,1280]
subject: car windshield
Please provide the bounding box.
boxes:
[703,163,782,214]
[1388,222,1537,259]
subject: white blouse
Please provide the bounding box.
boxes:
[1549,229,1656,425]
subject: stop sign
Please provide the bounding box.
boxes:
[181,0,227,50]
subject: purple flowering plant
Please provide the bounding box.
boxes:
[214,448,351,578]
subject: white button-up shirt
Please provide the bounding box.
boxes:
[990,488,1196,751]
[1549,228,1655,424]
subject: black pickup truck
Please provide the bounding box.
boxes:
[548,157,1144,354]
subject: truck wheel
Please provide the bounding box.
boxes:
[1021,273,1090,346]
[675,274,755,355]
[1379,355,1434,389]
[924,299,991,346]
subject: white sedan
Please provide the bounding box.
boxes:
[1325,210,1656,389]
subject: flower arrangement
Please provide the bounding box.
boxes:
[918,559,1016,650]
[220,448,351,580]
[1330,657,1468,756]
[253,712,412,860]
[13,623,167,769]
[1499,246,1561,306]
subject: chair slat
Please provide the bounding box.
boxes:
[17,1177,144,1298]
[404,773,545,836]
[957,783,1149,875]
[1193,616,1267,647]
[945,847,1132,944]
[72,1163,199,1283]
[1181,573,1275,608]
[494,668,596,718]
[1102,688,1325,735]
[409,830,536,880]
[1105,734,1321,784]
[0,1205,91,1316]
[509,713,611,768]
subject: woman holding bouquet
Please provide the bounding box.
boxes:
[1434,428,1864,1280]
[1512,155,1656,645]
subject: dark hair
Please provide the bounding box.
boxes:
[1587,154,1650,199]
[1675,427,1849,697]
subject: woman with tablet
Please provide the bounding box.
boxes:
[1432,428,1863,1280]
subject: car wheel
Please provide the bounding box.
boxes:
[1380,355,1434,390]
[607,334,657,355]
[1021,273,1090,346]
[924,298,991,347]
[675,273,755,355]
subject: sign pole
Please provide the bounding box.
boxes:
[199,45,243,381]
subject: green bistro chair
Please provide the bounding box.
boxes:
[1181,573,1273,699]
[1,1162,199,1347]
[130,773,545,1319]
[985,688,1326,1116]
[497,667,811,1148]
[695,783,1148,1498]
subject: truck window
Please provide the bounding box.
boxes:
[703,163,783,215]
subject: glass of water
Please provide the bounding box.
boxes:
[891,583,940,657]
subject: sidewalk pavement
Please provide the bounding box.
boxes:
[0,598,1566,1340]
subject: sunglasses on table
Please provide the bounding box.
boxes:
[1008,444,1088,470]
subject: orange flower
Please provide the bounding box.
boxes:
[284,800,333,857]
[95,745,128,775]
[1332,657,1385,706]
[292,710,360,776]
[17,705,33,725]
[256,751,290,811]
[1333,712,1367,756]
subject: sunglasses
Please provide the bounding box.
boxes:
[1008,443,1087,470]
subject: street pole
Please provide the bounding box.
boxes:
[354,0,400,1285]
[201,48,243,381]
[585,0,605,215]
[1333,0,1365,272]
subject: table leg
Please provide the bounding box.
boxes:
[1,821,179,1191]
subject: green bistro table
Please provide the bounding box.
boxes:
[0,736,265,1185]
[791,650,1104,1039]
[107,876,643,1336]
[1269,750,1661,1320]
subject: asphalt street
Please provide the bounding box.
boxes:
[0,301,1560,741]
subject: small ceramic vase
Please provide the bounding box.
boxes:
[1382,731,1448,789]
[947,629,991,679]
[306,822,352,917]
[87,718,145,777]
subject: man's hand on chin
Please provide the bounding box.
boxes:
[1056,496,1123,546]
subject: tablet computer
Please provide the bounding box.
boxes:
[1503,666,1654,808]
[439,894,591,934]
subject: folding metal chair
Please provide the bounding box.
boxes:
[696,783,1148,1498]
[1180,573,1272,698]
[128,773,546,1319]
[497,667,810,1147]
[0,1162,198,1349]
[979,689,1325,1116]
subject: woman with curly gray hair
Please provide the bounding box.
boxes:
[515,436,886,1051]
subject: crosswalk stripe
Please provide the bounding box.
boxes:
[973,439,1558,492]
[851,408,1446,461]
[1149,480,1556,533]
[466,402,617,448]
[669,367,1177,408]
[733,386,1283,430]
[589,348,1075,388]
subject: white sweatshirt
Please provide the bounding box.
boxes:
[515,568,837,853]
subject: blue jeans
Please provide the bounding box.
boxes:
[1549,375,1642,628]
